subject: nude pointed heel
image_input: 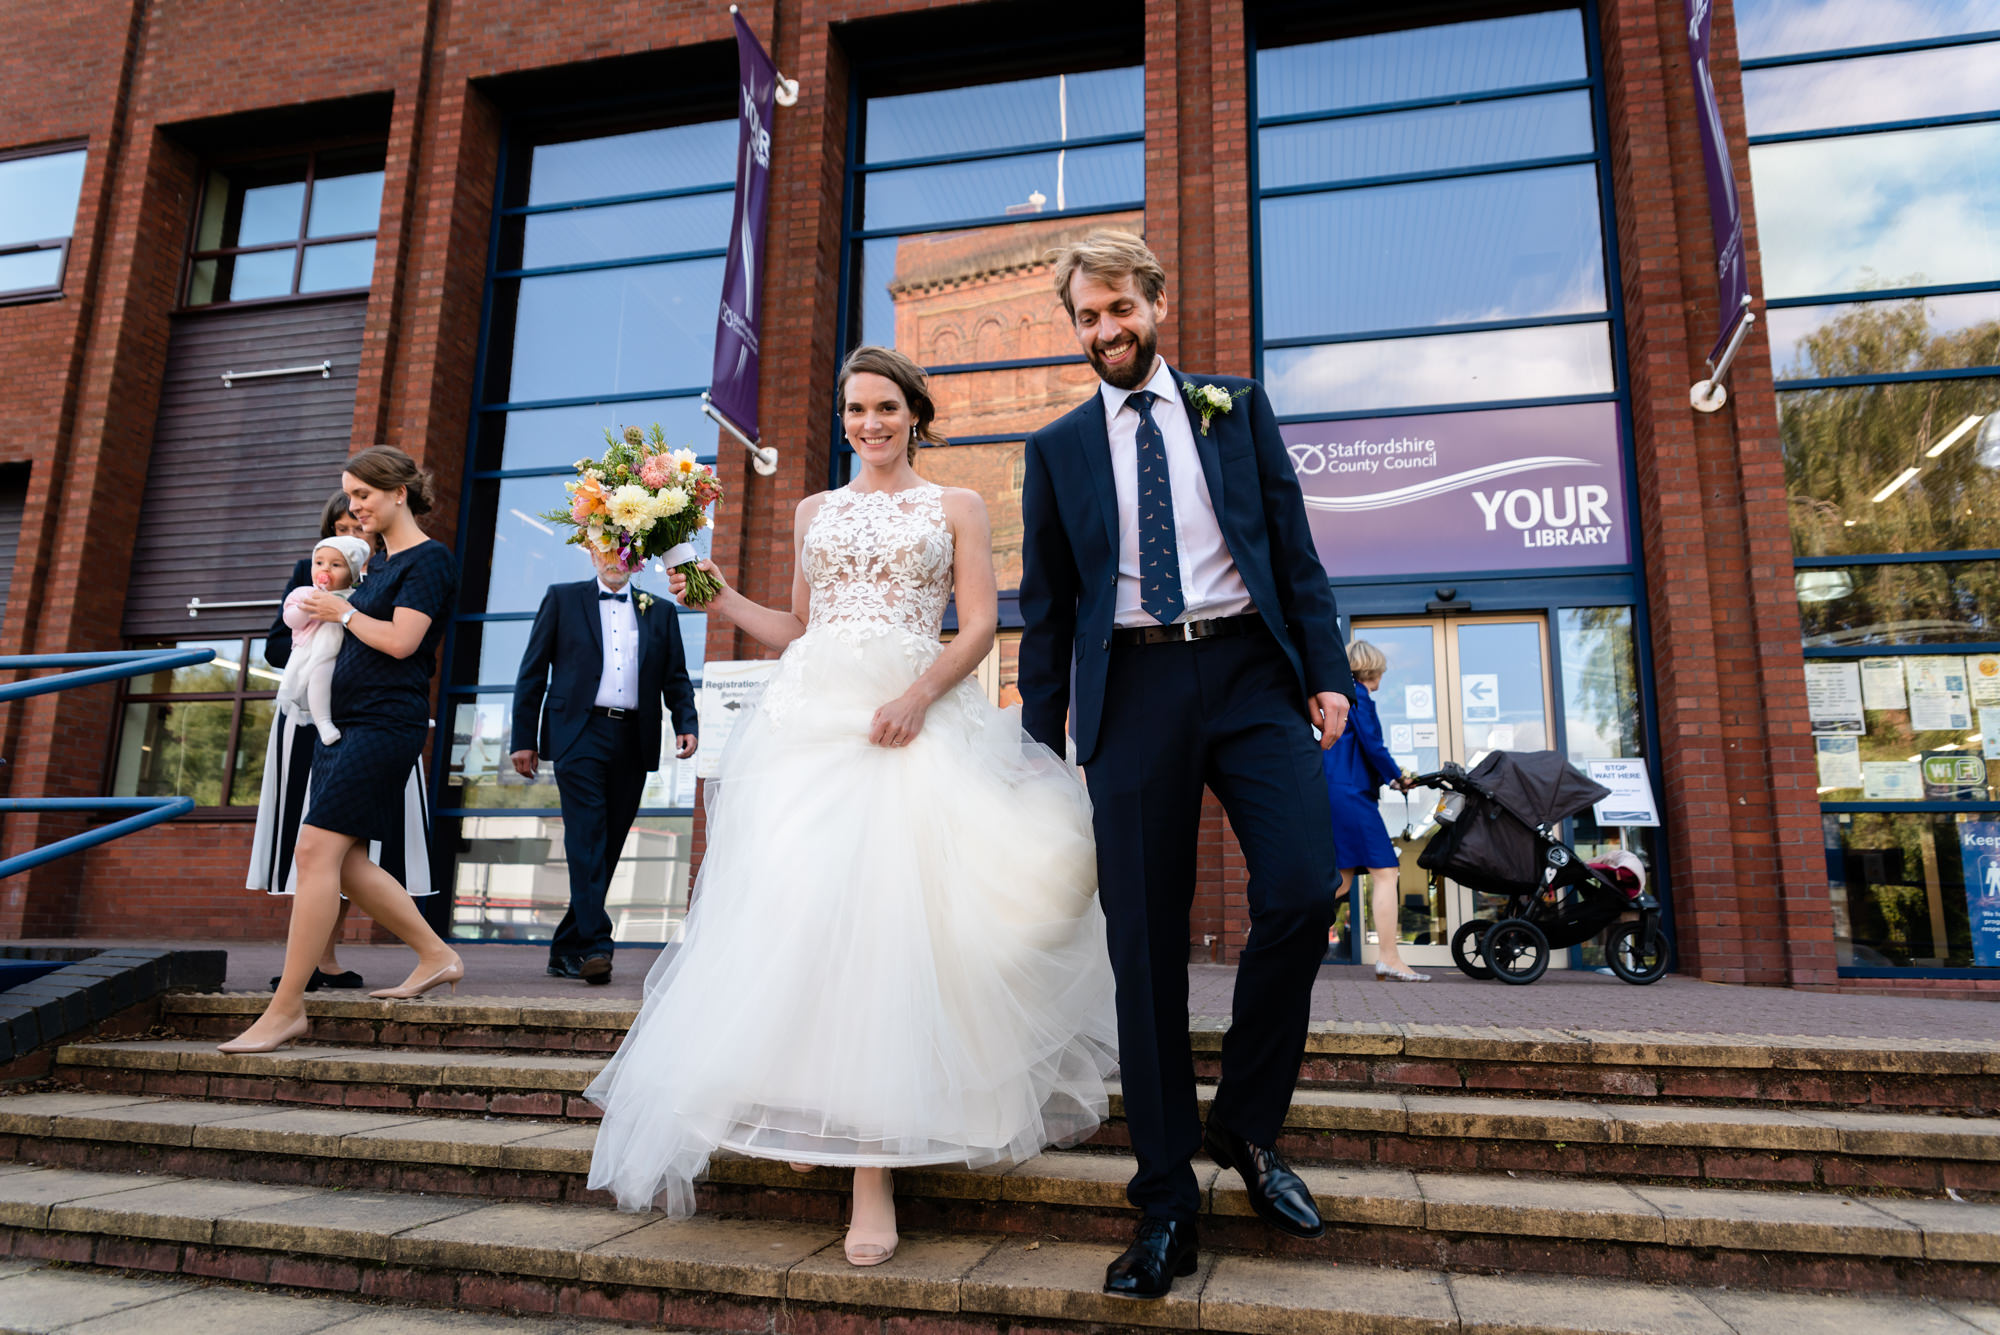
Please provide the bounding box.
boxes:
[217,1013,310,1054]
[369,957,464,1000]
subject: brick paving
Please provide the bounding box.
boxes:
[24,939,1995,1041]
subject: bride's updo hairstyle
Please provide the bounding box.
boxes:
[345,444,437,516]
[837,345,948,464]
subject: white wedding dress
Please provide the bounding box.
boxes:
[585,482,1118,1216]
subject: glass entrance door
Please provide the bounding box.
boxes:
[1348,614,1555,968]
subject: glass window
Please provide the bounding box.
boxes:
[1750,123,2000,300]
[503,193,734,270]
[184,147,385,307]
[1779,378,2000,558]
[1744,41,2000,135]
[1267,323,1615,416]
[1806,652,1996,801]
[0,146,88,300]
[1255,11,1586,119]
[1826,811,1988,967]
[1259,90,1594,190]
[450,813,695,944]
[1796,561,2000,646]
[864,67,1143,162]
[860,143,1144,232]
[110,636,276,810]
[523,122,737,206]
[1769,292,2000,379]
[1735,0,2000,61]
[473,397,717,473]
[492,258,723,404]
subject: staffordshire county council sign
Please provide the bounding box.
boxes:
[1282,401,1630,580]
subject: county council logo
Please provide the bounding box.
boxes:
[1289,443,1617,550]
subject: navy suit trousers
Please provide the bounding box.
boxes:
[551,714,648,963]
[1085,628,1339,1221]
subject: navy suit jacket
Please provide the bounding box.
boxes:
[1321,681,1401,796]
[511,580,698,769]
[1018,367,1354,765]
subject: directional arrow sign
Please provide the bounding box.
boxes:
[1462,673,1500,723]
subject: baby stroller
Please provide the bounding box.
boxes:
[1406,751,1668,985]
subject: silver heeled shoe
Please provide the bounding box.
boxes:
[1375,960,1431,982]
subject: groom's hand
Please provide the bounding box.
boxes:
[1309,693,1349,747]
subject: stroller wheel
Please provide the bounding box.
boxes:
[1606,920,1669,985]
[1449,920,1495,980]
[1483,919,1550,985]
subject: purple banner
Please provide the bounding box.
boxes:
[1687,0,1751,365]
[1282,402,1629,579]
[709,12,779,441]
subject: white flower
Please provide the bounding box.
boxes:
[670,448,699,473]
[607,484,656,530]
[1200,384,1233,410]
[652,487,688,518]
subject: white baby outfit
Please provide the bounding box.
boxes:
[274,536,371,746]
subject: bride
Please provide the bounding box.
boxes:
[584,345,1118,1266]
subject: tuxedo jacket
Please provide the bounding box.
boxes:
[511,579,699,769]
[1017,369,1354,766]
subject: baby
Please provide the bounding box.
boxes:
[274,535,372,746]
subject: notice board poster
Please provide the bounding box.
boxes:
[1959,821,2000,968]
[695,660,777,779]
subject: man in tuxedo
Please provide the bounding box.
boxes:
[511,547,698,985]
[1018,231,1355,1299]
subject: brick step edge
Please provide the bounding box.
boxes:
[50,1042,2000,1173]
[5,1097,2000,1291]
[0,950,226,1071]
[4,1165,2000,1320]
[159,994,2000,1076]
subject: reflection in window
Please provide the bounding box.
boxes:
[1735,0,2000,61]
[495,257,725,403]
[1796,561,2000,646]
[1556,605,1660,958]
[0,147,87,301]
[1744,41,2000,135]
[184,147,385,307]
[1266,323,1615,416]
[1779,375,2000,558]
[1768,293,2000,380]
[111,636,276,810]
[864,67,1143,162]
[451,813,694,944]
[860,142,1144,232]
[915,441,1026,587]
[1255,10,1586,119]
[1259,90,1594,191]
[474,397,716,474]
[1827,812,1984,967]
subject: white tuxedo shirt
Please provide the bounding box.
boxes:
[593,579,640,709]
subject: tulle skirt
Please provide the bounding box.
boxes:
[584,625,1119,1216]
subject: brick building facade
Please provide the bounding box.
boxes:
[0,0,1994,997]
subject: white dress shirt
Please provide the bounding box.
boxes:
[592,579,641,710]
[1099,358,1254,628]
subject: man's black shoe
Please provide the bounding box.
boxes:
[1204,1119,1325,1239]
[547,957,584,980]
[1103,1218,1198,1299]
[579,953,613,984]
[269,969,365,992]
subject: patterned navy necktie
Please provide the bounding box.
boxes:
[1129,390,1184,624]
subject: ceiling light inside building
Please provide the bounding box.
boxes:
[1871,467,1921,503]
[1794,570,1854,602]
[1924,414,1984,458]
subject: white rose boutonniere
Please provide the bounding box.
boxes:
[1181,380,1252,436]
[636,592,656,615]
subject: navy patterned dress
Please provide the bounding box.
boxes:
[306,539,456,842]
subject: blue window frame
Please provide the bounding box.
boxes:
[837,62,1145,603]
[1745,1,2000,973]
[441,108,729,944]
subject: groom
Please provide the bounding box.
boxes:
[1019,232,1354,1298]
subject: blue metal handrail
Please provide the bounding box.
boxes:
[0,648,217,878]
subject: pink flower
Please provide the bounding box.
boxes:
[638,455,674,489]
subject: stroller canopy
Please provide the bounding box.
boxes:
[1468,750,1612,829]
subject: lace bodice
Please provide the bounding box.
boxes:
[803,484,955,640]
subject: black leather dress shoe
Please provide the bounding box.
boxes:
[1103,1217,1198,1299]
[579,953,613,984]
[547,958,584,980]
[269,969,365,992]
[1204,1119,1326,1239]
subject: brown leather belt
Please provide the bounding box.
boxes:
[1110,612,1264,648]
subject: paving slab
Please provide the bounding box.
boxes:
[1948,1303,2000,1334]
[0,1168,180,1228]
[340,1116,579,1167]
[1603,1103,1837,1151]
[1212,1164,1425,1228]
[0,1267,183,1333]
[1695,1289,1988,1335]
[0,1092,162,1136]
[49,1177,320,1244]
[315,1308,601,1333]
[57,1284,362,1334]
[392,1199,652,1278]
[1418,1173,1664,1243]
[189,1106,431,1156]
[0,1257,45,1279]
[961,1236,1211,1330]
[787,1230,1003,1312]
[1799,1109,2000,1160]
[54,1098,296,1147]
[1402,1096,1612,1143]
[1447,1271,1732,1334]
[1199,1255,1456,1334]
[998,1151,1152,1207]
[1285,1088,1407,1133]
[498,1124,598,1172]
[211,1188,486,1260]
[578,1214,840,1297]
[1633,1184,1923,1256]
[1865,1196,2000,1263]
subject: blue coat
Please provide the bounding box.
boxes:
[1322,681,1401,796]
[511,579,698,768]
[1017,369,1354,765]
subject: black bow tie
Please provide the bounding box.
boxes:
[598,590,629,603]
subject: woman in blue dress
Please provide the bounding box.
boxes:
[221,446,464,1052]
[1322,640,1426,981]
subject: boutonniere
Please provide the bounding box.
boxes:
[635,592,655,615]
[1181,381,1251,436]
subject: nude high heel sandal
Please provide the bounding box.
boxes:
[369,956,464,1000]
[845,1167,899,1267]
[217,1012,310,1054]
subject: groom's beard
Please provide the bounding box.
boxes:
[1089,327,1158,390]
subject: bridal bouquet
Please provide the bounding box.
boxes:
[546,424,725,607]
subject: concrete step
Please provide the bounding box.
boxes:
[2,1163,1998,1330]
[51,1041,2000,1195]
[5,1092,1999,1298]
[0,1255,640,1332]
[158,993,2000,1114]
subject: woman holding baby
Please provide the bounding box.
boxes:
[222,446,463,1054]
